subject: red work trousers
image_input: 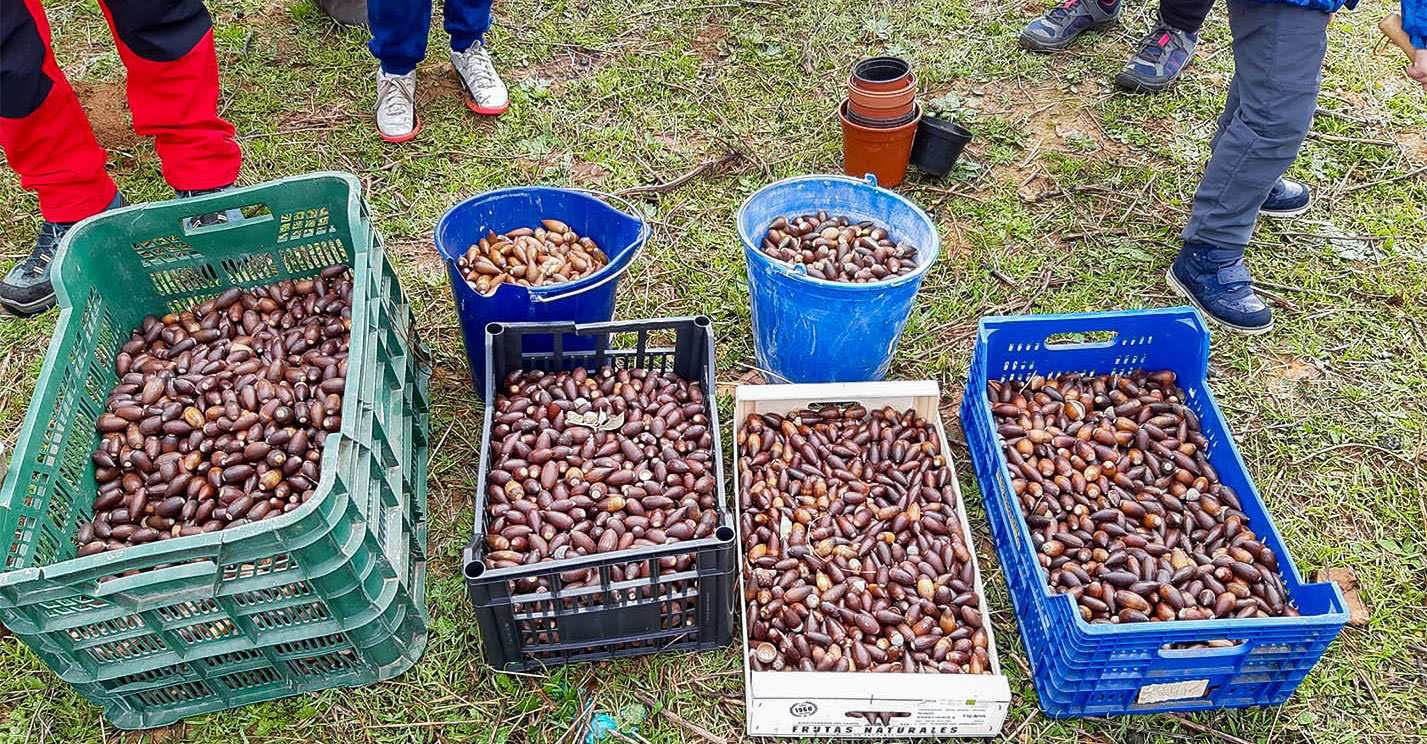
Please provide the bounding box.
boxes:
[0,0,241,222]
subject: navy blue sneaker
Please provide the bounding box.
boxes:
[1260,178,1311,217]
[1115,16,1198,93]
[1166,242,1273,335]
[1020,0,1121,52]
[2,193,125,317]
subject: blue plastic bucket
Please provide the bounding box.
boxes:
[737,174,939,383]
[435,187,649,394]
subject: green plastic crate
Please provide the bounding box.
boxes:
[0,173,431,729]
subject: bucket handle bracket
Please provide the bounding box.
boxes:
[531,188,652,304]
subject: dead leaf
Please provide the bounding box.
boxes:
[1311,567,1370,626]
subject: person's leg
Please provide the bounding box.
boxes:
[446,0,507,115]
[368,0,431,141]
[0,0,117,223]
[1182,0,1326,248]
[1161,0,1214,34]
[444,0,492,52]
[96,0,240,193]
[1114,0,1215,92]
[368,0,432,75]
[0,0,125,315]
[1171,0,1329,333]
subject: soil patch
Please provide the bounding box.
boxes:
[73,80,136,147]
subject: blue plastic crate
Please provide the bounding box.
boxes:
[960,307,1348,716]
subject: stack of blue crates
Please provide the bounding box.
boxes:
[960,307,1348,717]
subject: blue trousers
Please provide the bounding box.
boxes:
[1181,0,1330,251]
[368,0,493,75]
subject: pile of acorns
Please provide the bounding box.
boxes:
[75,266,352,556]
[457,220,609,294]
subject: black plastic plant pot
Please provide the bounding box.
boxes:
[851,56,912,92]
[910,115,973,177]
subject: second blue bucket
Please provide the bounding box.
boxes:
[436,187,649,395]
[737,174,940,383]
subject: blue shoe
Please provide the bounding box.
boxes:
[1114,15,1198,93]
[1019,0,1121,52]
[1260,178,1311,217]
[1166,243,1273,335]
[1,193,125,317]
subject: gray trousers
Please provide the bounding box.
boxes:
[1182,0,1331,251]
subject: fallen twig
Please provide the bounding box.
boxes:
[1307,131,1395,147]
[802,8,835,75]
[632,692,726,744]
[1289,441,1423,468]
[1342,164,1427,194]
[1171,714,1254,744]
[617,151,744,197]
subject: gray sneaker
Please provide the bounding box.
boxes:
[1019,0,1122,52]
[1115,18,1198,93]
[2,193,125,316]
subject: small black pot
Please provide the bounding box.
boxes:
[910,116,972,177]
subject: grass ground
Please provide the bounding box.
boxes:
[2,0,1425,741]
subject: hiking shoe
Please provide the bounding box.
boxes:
[2,193,125,317]
[376,69,419,142]
[451,41,508,115]
[1166,242,1272,335]
[1260,178,1311,217]
[176,185,235,228]
[1019,0,1121,52]
[1115,17,1198,92]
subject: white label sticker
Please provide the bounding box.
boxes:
[1137,679,1209,705]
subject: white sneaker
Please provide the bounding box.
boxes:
[375,69,419,142]
[451,41,508,115]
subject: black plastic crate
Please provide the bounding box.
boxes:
[462,317,736,671]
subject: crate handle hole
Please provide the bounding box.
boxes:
[486,322,506,338]
[1158,639,1249,658]
[464,560,486,580]
[180,202,272,236]
[715,526,736,543]
[1045,330,1118,348]
[845,710,912,722]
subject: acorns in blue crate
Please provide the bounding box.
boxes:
[960,307,1348,717]
[434,187,649,394]
[462,318,737,672]
[737,174,940,384]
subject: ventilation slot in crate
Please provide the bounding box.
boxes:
[86,633,167,663]
[174,618,239,645]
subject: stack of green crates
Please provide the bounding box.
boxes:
[0,173,431,729]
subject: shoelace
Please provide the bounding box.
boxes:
[1046,0,1081,23]
[378,75,415,119]
[458,47,499,89]
[19,224,65,278]
[1135,28,1171,60]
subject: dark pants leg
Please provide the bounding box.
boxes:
[368,0,492,73]
[1181,0,1329,251]
[368,0,433,74]
[1160,0,1215,35]
[444,0,493,53]
[0,0,117,222]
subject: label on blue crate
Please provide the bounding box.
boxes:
[1137,679,1209,704]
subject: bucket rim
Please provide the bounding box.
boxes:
[433,185,649,300]
[736,173,940,290]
